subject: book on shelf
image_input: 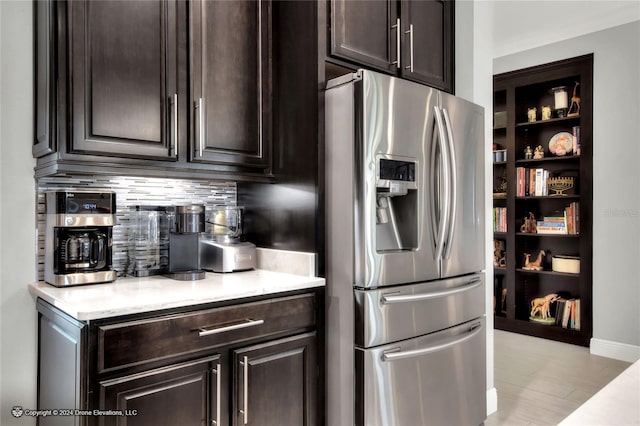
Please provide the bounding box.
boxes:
[515,167,549,197]
[555,299,566,326]
[562,299,572,328]
[554,298,581,330]
[493,207,507,232]
[533,204,580,235]
[573,126,581,156]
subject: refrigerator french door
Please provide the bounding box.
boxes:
[325,69,486,426]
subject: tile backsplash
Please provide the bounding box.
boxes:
[36,175,236,280]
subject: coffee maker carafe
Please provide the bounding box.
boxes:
[45,191,117,286]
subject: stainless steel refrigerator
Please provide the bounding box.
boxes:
[325,70,486,426]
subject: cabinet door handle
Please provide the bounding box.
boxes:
[391,18,401,69]
[212,363,221,425]
[172,93,178,157]
[239,355,249,425]
[198,97,204,157]
[198,319,264,337]
[405,24,414,72]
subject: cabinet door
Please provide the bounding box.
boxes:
[69,0,179,160]
[98,356,220,426]
[329,0,398,73]
[33,0,57,158]
[190,0,272,170]
[233,332,317,426]
[400,0,453,92]
[38,301,86,426]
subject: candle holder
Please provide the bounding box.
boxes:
[551,86,568,118]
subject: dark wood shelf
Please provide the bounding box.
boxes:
[516,195,580,200]
[515,268,580,278]
[515,155,581,165]
[516,232,580,238]
[516,115,580,128]
[494,316,589,346]
[492,54,593,347]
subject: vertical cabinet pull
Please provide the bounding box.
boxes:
[405,24,414,72]
[196,97,204,157]
[239,356,249,424]
[172,93,178,157]
[212,363,221,425]
[391,18,401,69]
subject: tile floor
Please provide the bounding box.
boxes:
[485,330,632,426]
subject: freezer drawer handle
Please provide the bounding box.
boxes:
[380,279,481,305]
[381,322,482,362]
[198,319,264,337]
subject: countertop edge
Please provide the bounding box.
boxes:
[28,270,325,321]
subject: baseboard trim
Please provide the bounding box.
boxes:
[590,338,640,363]
[486,387,498,416]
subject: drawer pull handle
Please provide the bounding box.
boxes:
[382,323,482,361]
[198,319,264,337]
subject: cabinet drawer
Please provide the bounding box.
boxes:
[97,293,316,374]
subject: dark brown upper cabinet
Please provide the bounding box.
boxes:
[190,0,272,172]
[328,0,454,93]
[69,0,179,160]
[33,0,274,181]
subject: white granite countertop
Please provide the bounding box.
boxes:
[559,359,640,425]
[28,269,325,321]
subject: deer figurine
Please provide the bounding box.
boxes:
[523,250,545,271]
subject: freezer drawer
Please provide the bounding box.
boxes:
[355,273,484,347]
[355,317,486,426]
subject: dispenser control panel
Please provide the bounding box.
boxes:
[376,157,418,195]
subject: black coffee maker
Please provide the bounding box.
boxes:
[45,191,117,286]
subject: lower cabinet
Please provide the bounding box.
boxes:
[99,356,217,426]
[232,334,317,426]
[36,291,321,426]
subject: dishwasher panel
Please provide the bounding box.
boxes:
[355,273,485,347]
[355,317,486,426]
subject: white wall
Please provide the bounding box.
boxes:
[491,0,640,58]
[455,0,499,416]
[493,17,640,361]
[1,1,38,425]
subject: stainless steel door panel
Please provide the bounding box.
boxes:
[356,318,486,426]
[355,273,484,347]
[356,71,440,288]
[439,93,485,278]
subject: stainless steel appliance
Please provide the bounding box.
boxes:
[200,206,256,273]
[167,204,206,280]
[44,190,116,286]
[325,70,486,425]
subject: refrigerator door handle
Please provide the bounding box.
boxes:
[433,106,450,261]
[381,322,482,361]
[441,107,457,259]
[380,278,482,304]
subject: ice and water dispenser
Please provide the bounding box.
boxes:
[375,157,418,252]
